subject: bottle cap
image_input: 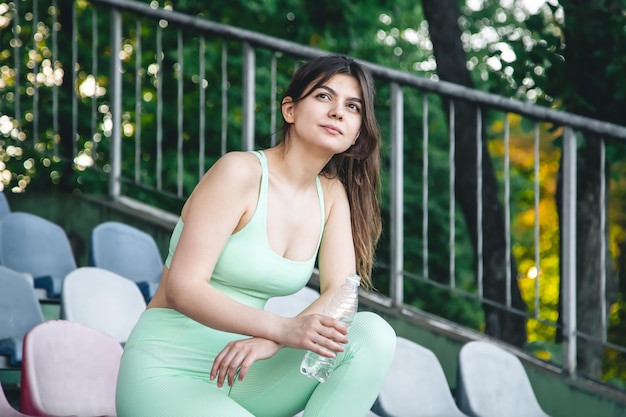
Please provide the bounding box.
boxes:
[347,273,361,285]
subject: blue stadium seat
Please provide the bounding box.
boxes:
[264,286,320,317]
[0,191,10,220]
[456,340,552,417]
[0,212,76,299]
[61,267,146,344]
[89,221,163,302]
[372,336,469,417]
[0,266,45,367]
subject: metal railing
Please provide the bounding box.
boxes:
[2,0,626,391]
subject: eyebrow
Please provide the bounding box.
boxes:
[318,85,364,105]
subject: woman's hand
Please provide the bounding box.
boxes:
[210,314,349,388]
[210,337,281,388]
[278,314,349,357]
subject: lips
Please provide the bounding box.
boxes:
[321,125,343,135]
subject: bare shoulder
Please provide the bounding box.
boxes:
[183,151,261,215]
[205,151,261,185]
[319,175,349,213]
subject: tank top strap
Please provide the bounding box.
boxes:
[314,175,325,245]
[250,150,269,218]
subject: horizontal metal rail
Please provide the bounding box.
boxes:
[88,0,626,141]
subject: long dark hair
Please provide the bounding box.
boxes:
[278,54,382,289]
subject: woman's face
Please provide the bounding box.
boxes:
[282,74,363,155]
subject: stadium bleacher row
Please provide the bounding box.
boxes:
[0,191,552,417]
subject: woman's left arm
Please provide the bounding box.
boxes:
[302,177,358,314]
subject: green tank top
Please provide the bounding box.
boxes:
[164,150,325,307]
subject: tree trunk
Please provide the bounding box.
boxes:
[421,0,527,346]
[574,139,618,378]
[556,137,617,379]
[551,1,620,380]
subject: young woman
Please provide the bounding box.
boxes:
[115,54,396,417]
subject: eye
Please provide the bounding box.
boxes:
[316,92,331,100]
[347,102,361,113]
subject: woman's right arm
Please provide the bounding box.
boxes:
[165,152,282,337]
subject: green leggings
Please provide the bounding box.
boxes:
[115,308,395,417]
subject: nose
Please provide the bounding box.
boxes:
[329,103,344,119]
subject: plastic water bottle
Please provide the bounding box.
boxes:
[300,273,361,382]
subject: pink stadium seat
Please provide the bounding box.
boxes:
[20,320,122,417]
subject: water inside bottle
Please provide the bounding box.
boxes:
[300,351,335,382]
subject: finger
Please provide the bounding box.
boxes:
[311,343,337,358]
[325,328,349,346]
[219,355,238,388]
[312,334,345,355]
[315,317,349,342]
[216,348,239,388]
[237,353,257,382]
[319,316,349,334]
[333,319,350,335]
[315,324,349,346]
[211,346,231,381]
[227,351,246,386]
[217,365,232,388]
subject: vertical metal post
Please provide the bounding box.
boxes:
[504,114,511,307]
[533,122,541,316]
[13,0,21,122]
[476,107,483,298]
[109,8,122,198]
[599,138,607,343]
[270,53,277,146]
[52,0,59,156]
[176,29,184,197]
[156,25,163,191]
[562,126,578,375]
[449,101,456,288]
[134,20,142,183]
[32,0,39,145]
[390,82,404,307]
[71,1,77,158]
[242,43,255,151]
[198,36,206,180]
[91,7,98,153]
[422,95,429,281]
[221,42,228,155]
